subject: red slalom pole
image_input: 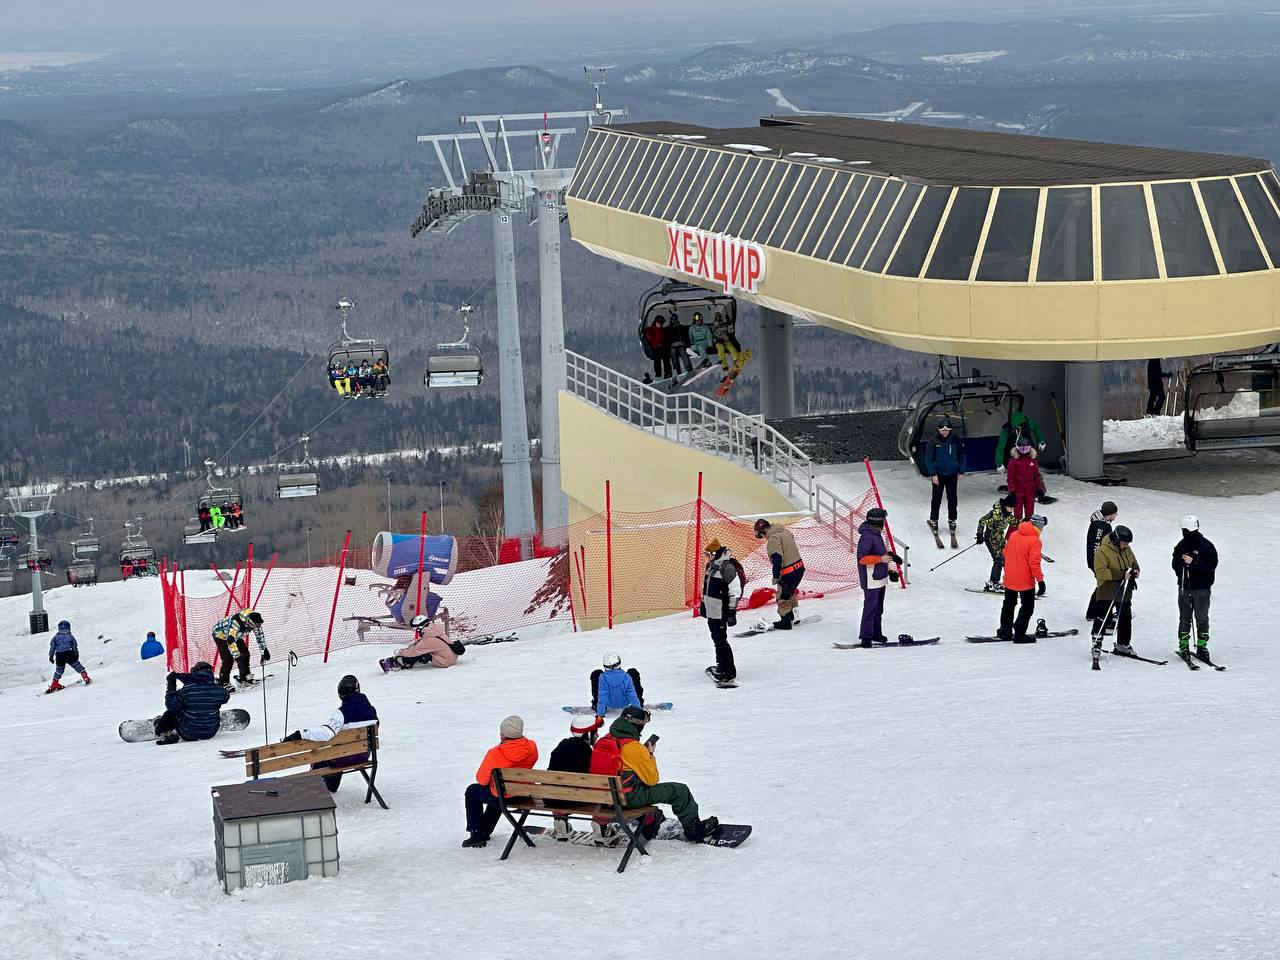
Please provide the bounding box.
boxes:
[415,511,428,616]
[605,480,613,630]
[252,552,278,609]
[864,457,906,589]
[692,471,704,617]
[220,562,242,615]
[323,530,352,664]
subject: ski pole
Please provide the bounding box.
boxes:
[262,669,269,745]
[928,539,982,572]
[1091,573,1131,640]
[283,650,298,734]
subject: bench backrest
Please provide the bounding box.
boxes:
[244,724,379,779]
[493,767,625,807]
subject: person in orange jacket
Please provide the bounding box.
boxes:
[462,715,539,848]
[999,514,1047,643]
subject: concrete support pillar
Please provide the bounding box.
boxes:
[1065,361,1105,480]
[758,308,795,420]
[532,171,568,546]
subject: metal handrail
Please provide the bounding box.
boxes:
[565,350,814,508]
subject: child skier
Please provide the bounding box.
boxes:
[46,619,91,693]
[591,652,644,718]
[1005,439,1043,520]
[975,494,1017,592]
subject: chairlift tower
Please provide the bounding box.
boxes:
[413,83,626,554]
[6,491,55,634]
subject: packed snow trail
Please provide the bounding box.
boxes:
[2,462,1279,959]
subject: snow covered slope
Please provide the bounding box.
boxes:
[1,462,1277,959]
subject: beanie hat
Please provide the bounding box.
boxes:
[866,507,887,526]
[570,715,603,735]
[704,538,723,554]
[500,715,524,739]
[1101,501,1118,516]
[1001,493,1017,509]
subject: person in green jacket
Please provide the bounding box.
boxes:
[996,401,1046,469]
[687,312,714,364]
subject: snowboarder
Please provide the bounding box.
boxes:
[591,706,719,842]
[996,399,1046,470]
[281,675,378,792]
[975,494,1017,592]
[463,715,539,848]
[999,514,1047,643]
[1146,358,1171,416]
[754,518,804,629]
[46,619,91,693]
[1085,501,1118,618]
[1091,525,1140,667]
[210,608,269,690]
[700,538,744,685]
[548,714,603,839]
[924,417,966,545]
[665,313,692,376]
[592,652,644,717]
[155,662,231,745]
[687,312,714,363]
[710,310,742,372]
[856,507,902,647]
[383,614,465,670]
[1172,514,1218,664]
[1005,440,1043,520]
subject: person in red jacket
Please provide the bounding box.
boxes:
[1000,514,1047,643]
[1005,440,1042,521]
[462,715,539,848]
[644,318,672,381]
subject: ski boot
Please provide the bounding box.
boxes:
[859,638,873,648]
[45,679,63,694]
[80,671,92,685]
[1091,647,1101,671]
[926,519,939,533]
[236,674,259,687]
[983,581,1002,594]
[592,823,623,847]
[685,816,720,842]
[553,816,573,841]
[1112,642,1135,657]
[155,731,180,746]
[1193,645,1212,665]
[772,612,794,631]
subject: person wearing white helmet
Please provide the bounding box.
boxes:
[591,651,644,718]
[1172,514,1218,665]
[380,614,466,672]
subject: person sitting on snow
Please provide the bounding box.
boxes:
[383,614,466,670]
[463,716,539,848]
[281,675,378,792]
[155,662,230,745]
[591,651,644,717]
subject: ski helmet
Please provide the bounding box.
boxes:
[620,705,651,727]
[1111,525,1133,544]
[337,675,360,699]
[602,650,621,669]
[866,507,887,527]
[1180,514,1199,531]
[938,417,953,431]
[58,620,70,630]
[409,614,430,630]
[570,714,602,737]
[193,660,214,674]
[1029,514,1048,529]
[753,518,770,539]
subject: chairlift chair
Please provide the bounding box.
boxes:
[21,544,53,574]
[0,517,18,548]
[198,460,246,532]
[67,560,97,587]
[182,520,217,545]
[425,304,484,388]
[277,435,320,499]
[899,371,1021,476]
[71,518,99,558]
[327,297,391,398]
[0,554,14,583]
[120,519,158,573]
[1183,351,1280,452]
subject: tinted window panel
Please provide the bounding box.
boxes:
[1264,171,1280,212]
[711,157,762,233]
[636,143,678,216]
[865,182,923,273]
[977,188,1039,281]
[582,136,622,202]
[694,154,746,225]
[745,164,802,244]
[604,138,648,207]
[924,187,991,280]
[727,159,784,238]
[672,151,721,223]
[826,176,879,263]
[1153,182,1218,278]
[649,148,695,219]
[1100,185,1158,280]
[1237,175,1280,266]
[889,185,950,277]
[595,137,638,205]
[784,168,835,251]
[1200,178,1266,274]
[798,171,854,257]
[847,180,902,267]
[1036,187,1093,281]
[569,132,608,196]
[662,149,710,221]
[765,165,818,248]
[618,141,661,212]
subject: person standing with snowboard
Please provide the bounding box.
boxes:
[855,507,901,647]
[1085,501,1118,618]
[975,494,1017,592]
[155,662,231,745]
[1172,514,1218,665]
[700,538,744,685]
[46,619,91,693]
[754,518,804,629]
[999,514,1047,643]
[1091,525,1140,668]
[924,417,966,547]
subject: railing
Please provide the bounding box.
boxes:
[813,481,909,570]
[565,350,814,508]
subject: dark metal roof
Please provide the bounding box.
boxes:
[612,115,1271,187]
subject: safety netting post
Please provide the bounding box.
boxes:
[179,569,189,672]
[864,457,906,589]
[252,552,278,609]
[415,511,428,615]
[323,530,352,663]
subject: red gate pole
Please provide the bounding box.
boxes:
[245,542,254,609]
[252,552,278,609]
[605,480,613,630]
[864,457,907,589]
[323,530,352,663]
[221,562,242,615]
[692,471,704,617]
[180,569,189,673]
[415,511,428,616]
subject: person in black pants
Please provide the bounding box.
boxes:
[999,514,1047,643]
[1146,359,1170,415]
[699,538,743,683]
[1084,501,1118,619]
[923,418,965,542]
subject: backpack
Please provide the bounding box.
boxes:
[727,557,747,593]
[589,734,637,786]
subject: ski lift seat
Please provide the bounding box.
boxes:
[1184,356,1280,452]
[200,491,243,511]
[68,561,97,586]
[183,522,217,545]
[72,535,99,558]
[425,353,483,388]
[0,562,13,583]
[328,344,390,368]
[0,531,18,548]
[121,545,155,563]
[277,472,320,499]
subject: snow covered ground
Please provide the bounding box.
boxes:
[2,461,1278,959]
[1104,414,1185,452]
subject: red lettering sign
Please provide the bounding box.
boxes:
[664,222,765,295]
[667,225,680,268]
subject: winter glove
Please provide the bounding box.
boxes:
[888,570,900,583]
[283,731,303,742]
[48,654,54,664]
[697,602,706,619]
[975,531,985,544]
[1036,581,1046,597]
[726,609,737,627]
[887,552,903,565]
[260,646,271,664]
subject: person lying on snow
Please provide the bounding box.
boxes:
[463,715,539,848]
[281,674,378,793]
[155,662,230,745]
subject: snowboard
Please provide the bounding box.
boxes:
[833,637,940,649]
[706,666,739,689]
[683,823,752,848]
[119,708,251,743]
[662,360,720,393]
[463,632,520,647]
[964,587,1004,597]
[735,614,823,638]
[965,629,1079,643]
[562,702,673,715]
[714,349,752,397]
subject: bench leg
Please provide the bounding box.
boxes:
[359,767,389,810]
[499,808,535,861]
[613,814,649,874]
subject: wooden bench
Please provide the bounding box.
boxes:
[491,767,658,873]
[243,724,387,810]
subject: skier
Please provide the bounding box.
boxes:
[1085,501,1118,618]
[281,675,378,792]
[855,507,902,647]
[924,417,966,546]
[46,619,91,693]
[382,614,465,670]
[210,608,269,691]
[699,537,744,685]
[999,514,1047,643]
[1146,358,1171,416]
[591,706,719,842]
[996,400,1046,470]
[1005,439,1043,520]
[463,715,539,848]
[1091,525,1140,668]
[548,714,603,840]
[644,317,672,381]
[1172,514,1218,665]
[754,518,805,629]
[975,494,1017,592]
[591,652,644,718]
[155,662,231,745]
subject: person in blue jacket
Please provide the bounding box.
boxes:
[282,675,378,792]
[155,662,231,745]
[590,651,644,718]
[924,417,966,541]
[46,620,91,694]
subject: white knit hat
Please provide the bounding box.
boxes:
[500,715,524,739]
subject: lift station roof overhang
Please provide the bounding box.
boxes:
[565,115,1280,361]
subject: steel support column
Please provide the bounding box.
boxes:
[533,171,568,545]
[1065,361,1105,479]
[493,211,536,557]
[758,308,795,420]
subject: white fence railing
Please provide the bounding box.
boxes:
[565,351,814,508]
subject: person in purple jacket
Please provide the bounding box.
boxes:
[855,508,902,647]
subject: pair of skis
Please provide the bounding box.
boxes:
[929,521,959,550]
[1176,649,1226,672]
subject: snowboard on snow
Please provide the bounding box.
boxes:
[119,708,251,743]
[833,637,940,649]
[562,702,673,715]
[684,823,752,848]
[965,629,1079,643]
[734,614,823,638]
[964,587,1004,597]
[705,667,739,689]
